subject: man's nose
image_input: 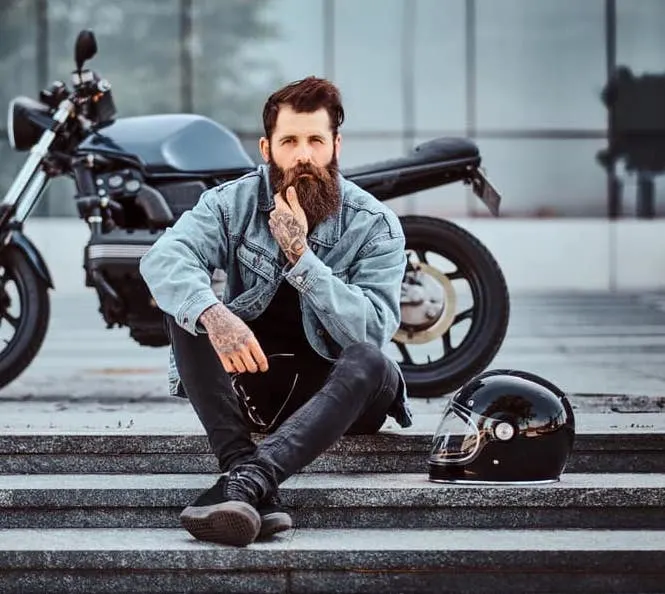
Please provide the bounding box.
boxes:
[295,144,313,163]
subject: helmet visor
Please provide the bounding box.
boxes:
[429,403,483,464]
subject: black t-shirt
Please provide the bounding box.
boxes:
[246,280,316,359]
[240,280,333,422]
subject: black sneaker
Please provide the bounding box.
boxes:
[257,492,293,538]
[179,473,261,546]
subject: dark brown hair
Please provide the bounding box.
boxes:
[262,76,345,140]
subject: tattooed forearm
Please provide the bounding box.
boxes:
[200,303,253,354]
[269,211,308,264]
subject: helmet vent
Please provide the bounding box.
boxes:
[494,421,515,441]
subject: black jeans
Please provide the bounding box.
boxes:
[165,315,401,497]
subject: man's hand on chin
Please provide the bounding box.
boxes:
[269,186,310,265]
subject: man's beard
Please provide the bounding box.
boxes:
[268,153,341,229]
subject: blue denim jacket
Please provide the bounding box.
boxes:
[139,164,413,428]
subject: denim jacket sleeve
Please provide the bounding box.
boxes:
[139,187,228,335]
[284,228,406,349]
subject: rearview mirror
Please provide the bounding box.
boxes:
[74,30,97,71]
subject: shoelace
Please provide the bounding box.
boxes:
[227,471,264,504]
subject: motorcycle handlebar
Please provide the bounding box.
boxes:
[39,80,70,109]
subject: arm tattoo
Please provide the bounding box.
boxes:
[270,211,307,263]
[200,303,252,354]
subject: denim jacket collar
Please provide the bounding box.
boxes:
[256,164,343,248]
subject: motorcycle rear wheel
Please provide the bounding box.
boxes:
[392,216,509,397]
[0,247,50,389]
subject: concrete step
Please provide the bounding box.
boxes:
[0,527,663,593]
[1,473,663,530]
[1,415,664,475]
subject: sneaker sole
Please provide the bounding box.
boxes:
[259,511,293,539]
[180,501,261,547]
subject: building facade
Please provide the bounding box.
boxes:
[1,0,664,218]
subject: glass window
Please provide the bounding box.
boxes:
[387,134,472,218]
[616,0,665,73]
[390,183,471,218]
[471,138,609,217]
[338,136,405,170]
[0,139,25,199]
[47,0,181,116]
[0,138,78,216]
[193,0,324,132]
[413,0,467,134]
[38,177,78,217]
[0,0,38,115]
[333,0,405,132]
[338,134,471,218]
[475,0,606,131]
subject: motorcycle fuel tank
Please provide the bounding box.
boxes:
[78,114,256,175]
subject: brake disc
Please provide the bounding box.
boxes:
[394,262,457,345]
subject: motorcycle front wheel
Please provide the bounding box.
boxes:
[0,247,50,389]
[390,216,509,397]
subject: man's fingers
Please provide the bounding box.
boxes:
[248,338,269,372]
[238,345,259,374]
[229,353,246,374]
[285,186,308,228]
[285,186,298,204]
[285,186,303,213]
[220,342,266,375]
[274,192,289,210]
[219,354,236,374]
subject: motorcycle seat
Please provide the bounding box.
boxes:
[343,137,479,176]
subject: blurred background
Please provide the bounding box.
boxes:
[2,0,664,220]
[0,0,664,405]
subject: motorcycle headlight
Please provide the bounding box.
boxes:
[7,96,53,152]
[7,99,15,149]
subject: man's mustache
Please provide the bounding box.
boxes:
[281,162,331,188]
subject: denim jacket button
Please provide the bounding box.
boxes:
[316,329,324,336]
[295,275,304,284]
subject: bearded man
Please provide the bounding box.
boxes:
[140,77,412,547]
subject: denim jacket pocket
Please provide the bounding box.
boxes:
[236,241,279,285]
[225,284,270,320]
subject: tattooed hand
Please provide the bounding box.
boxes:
[269,186,309,264]
[200,303,268,374]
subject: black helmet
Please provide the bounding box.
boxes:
[428,370,575,484]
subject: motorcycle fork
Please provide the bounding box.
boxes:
[0,99,73,240]
[71,156,104,237]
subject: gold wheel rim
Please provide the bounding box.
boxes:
[394,262,457,345]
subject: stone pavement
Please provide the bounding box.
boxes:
[1,290,664,433]
[1,291,664,593]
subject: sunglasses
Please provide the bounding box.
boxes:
[230,353,299,431]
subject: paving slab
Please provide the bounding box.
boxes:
[1,471,663,497]
[0,528,663,593]
[0,473,662,530]
[0,396,663,435]
[1,526,664,553]
[0,410,662,474]
[4,292,665,402]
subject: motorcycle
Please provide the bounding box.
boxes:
[0,30,509,398]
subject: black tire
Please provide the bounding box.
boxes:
[396,216,509,397]
[0,247,50,389]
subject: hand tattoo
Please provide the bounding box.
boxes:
[269,210,307,264]
[200,303,253,355]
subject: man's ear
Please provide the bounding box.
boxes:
[259,137,270,163]
[334,133,342,160]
